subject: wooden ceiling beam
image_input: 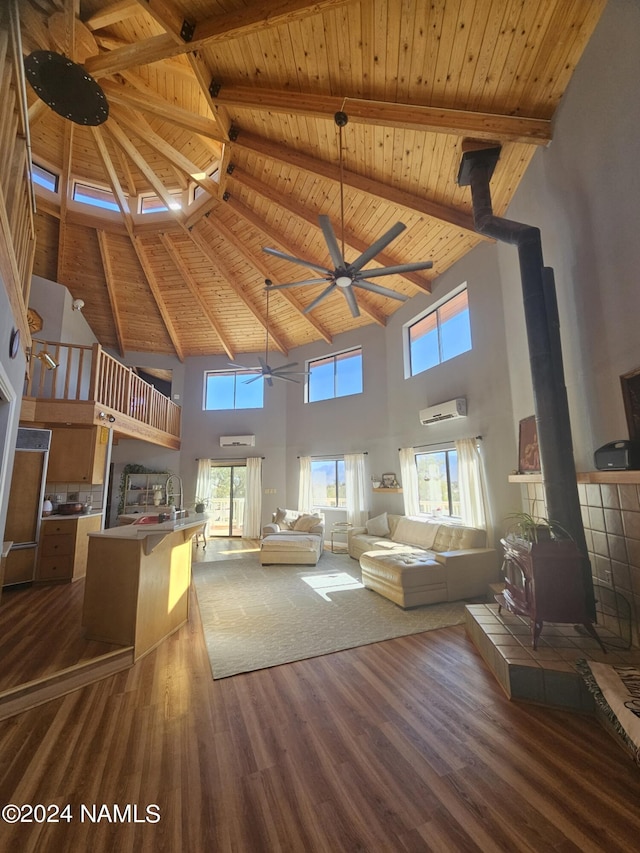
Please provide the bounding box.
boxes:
[202,206,333,345]
[231,169,432,293]
[132,237,185,361]
[224,197,386,327]
[96,230,127,358]
[110,106,222,199]
[158,232,235,361]
[213,86,551,146]
[89,125,134,230]
[234,131,480,237]
[99,80,226,142]
[83,0,140,31]
[83,0,355,78]
[132,0,186,44]
[56,120,74,285]
[187,222,288,355]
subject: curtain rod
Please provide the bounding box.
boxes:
[399,436,482,451]
[195,456,265,460]
[297,452,368,458]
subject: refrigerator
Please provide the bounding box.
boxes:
[3,427,51,588]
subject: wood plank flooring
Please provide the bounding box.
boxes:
[0,539,639,852]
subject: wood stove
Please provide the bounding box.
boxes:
[497,536,606,652]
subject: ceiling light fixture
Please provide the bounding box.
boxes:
[262,112,433,318]
[72,298,85,311]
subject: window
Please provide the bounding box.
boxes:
[307,347,363,402]
[32,162,58,193]
[407,287,471,376]
[204,370,264,410]
[139,191,182,214]
[73,182,121,212]
[311,458,346,508]
[415,448,460,517]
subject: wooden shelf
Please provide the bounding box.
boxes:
[509,471,640,485]
[372,487,403,493]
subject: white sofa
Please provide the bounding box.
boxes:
[260,508,325,565]
[349,512,498,608]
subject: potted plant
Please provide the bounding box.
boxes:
[195,498,206,514]
[505,512,573,544]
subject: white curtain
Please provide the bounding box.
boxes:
[195,458,212,507]
[345,453,368,527]
[399,447,420,516]
[298,456,312,513]
[244,457,263,539]
[456,437,490,541]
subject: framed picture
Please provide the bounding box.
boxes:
[518,415,540,473]
[621,367,640,442]
[381,472,400,488]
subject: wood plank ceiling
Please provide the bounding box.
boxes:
[22,0,607,361]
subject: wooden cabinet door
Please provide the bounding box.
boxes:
[47,427,105,484]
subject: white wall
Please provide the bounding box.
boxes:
[498,0,640,470]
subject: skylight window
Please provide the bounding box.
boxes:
[405,286,472,377]
[32,162,58,193]
[139,191,182,214]
[73,182,121,212]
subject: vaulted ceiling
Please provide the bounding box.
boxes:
[22,0,607,362]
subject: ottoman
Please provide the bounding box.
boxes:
[360,550,446,608]
[260,533,323,566]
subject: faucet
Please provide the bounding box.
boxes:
[165,474,183,512]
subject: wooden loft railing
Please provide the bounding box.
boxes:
[0,2,36,347]
[23,340,181,449]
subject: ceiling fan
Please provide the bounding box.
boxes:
[228,282,309,386]
[262,112,433,318]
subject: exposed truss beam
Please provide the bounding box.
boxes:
[213,86,551,146]
[132,0,185,44]
[231,169,432,293]
[56,120,74,285]
[225,196,387,327]
[159,233,235,361]
[83,0,355,78]
[234,132,480,237]
[187,222,288,355]
[96,230,126,358]
[133,237,185,362]
[100,80,226,142]
[203,206,333,345]
[83,0,139,31]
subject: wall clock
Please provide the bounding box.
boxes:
[9,328,20,359]
[27,307,43,333]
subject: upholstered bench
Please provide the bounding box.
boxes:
[260,533,323,566]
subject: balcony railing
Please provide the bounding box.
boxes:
[26,340,181,439]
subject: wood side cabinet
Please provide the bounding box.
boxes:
[47,426,108,484]
[36,515,102,583]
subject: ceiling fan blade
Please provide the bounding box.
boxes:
[258,356,268,371]
[262,247,332,276]
[272,373,300,383]
[228,361,260,372]
[318,215,345,268]
[354,280,409,301]
[267,278,328,290]
[349,222,406,272]
[242,374,263,384]
[272,362,299,371]
[342,285,361,318]
[302,282,338,314]
[359,260,433,278]
[266,375,274,387]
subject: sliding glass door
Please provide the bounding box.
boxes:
[209,465,246,536]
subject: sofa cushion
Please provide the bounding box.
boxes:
[293,513,323,532]
[432,524,486,551]
[392,517,439,550]
[366,512,390,536]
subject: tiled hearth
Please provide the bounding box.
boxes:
[466,602,640,711]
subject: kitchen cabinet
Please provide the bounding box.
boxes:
[47,426,108,484]
[36,514,102,583]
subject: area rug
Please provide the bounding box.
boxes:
[192,550,469,679]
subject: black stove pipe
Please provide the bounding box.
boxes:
[458,146,595,619]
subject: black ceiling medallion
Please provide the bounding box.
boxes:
[24,51,109,126]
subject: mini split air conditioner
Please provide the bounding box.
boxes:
[219,435,256,447]
[419,398,467,426]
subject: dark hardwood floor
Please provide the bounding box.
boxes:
[0,539,639,852]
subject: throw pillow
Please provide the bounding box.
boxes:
[293,514,322,532]
[273,507,287,524]
[366,512,390,536]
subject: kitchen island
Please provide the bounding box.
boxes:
[82,515,206,661]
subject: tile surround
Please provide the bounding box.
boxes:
[466,603,640,711]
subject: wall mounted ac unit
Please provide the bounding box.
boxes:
[419,398,467,426]
[219,435,256,447]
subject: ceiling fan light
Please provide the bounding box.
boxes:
[336,275,352,288]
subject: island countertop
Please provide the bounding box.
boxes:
[88,513,207,540]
